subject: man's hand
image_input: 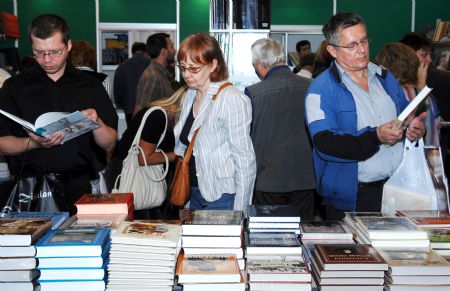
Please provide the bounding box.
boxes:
[27,131,64,149]
[406,112,427,141]
[81,108,100,124]
[376,120,404,145]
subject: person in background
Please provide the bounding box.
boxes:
[296,53,315,80]
[134,33,176,115]
[0,14,117,215]
[19,55,37,72]
[174,33,256,212]
[104,85,188,219]
[114,42,151,127]
[375,42,440,147]
[313,40,334,78]
[245,38,315,220]
[436,54,449,71]
[293,40,312,74]
[69,39,112,97]
[305,12,426,221]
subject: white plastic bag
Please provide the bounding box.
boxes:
[382,139,446,213]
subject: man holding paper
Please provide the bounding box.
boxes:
[0,14,117,214]
[305,12,426,220]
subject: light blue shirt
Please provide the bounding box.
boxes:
[336,62,403,182]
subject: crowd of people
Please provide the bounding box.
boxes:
[0,12,449,221]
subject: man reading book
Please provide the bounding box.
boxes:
[0,14,118,215]
[305,12,426,221]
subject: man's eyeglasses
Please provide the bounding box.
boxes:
[330,36,371,51]
[33,45,66,59]
[177,64,206,74]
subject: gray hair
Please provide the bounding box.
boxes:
[322,12,366,46]
[251,38,286,68]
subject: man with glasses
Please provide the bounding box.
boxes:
[0,14,117,214]
[305,12,426,220]
[134,33,176,115]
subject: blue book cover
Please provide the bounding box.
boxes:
[1,212,69,230]
[36,228,110,258]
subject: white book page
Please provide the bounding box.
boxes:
[34,112,69,128]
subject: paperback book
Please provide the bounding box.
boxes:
[247,205,300,223]
[0,218,52,246]
[181,209,243,236]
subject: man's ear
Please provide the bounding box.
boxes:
[327,44,337,59]
[66,39,72,53]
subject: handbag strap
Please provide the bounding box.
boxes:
[183,82,232,162]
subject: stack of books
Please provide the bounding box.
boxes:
[311,244,388,291]
[344,213,429,249]
[176,253,244,291]
[246,255,312,291]
[107,220,182,291]
[181,209,245,269]
[424,228,450,258]
[35,227,110,291]
[379,248,450,290]
[0,218,52,291]
[72,192,134,227]
[247,205,301,234]
[1,212,69,230]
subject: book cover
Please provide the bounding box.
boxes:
[246,231,300,248]
[181,235,242,248]
[68,213,127,228]
[2,212,69,230]
[247,221,300,229]
[354,216,427,240]
[394,85,433,128]
[75,193,133,215]
[38,281,105,291]
[247,205,300,223]
[111,221,182,248]
[0,218,52,246]
[425,228,450,247]
[315,244,388,271]
[176,254,241,284]
[397,210,450,227]
[300,221,353,239]
[0,109,100,143]
[247,256,310,282]
[35,227,110,257]
[181,209,242,236]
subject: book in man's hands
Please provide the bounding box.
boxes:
[393,85,433,129]
[0,109,100,143]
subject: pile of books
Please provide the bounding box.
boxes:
[397,210,450,258]
[379,248,450,290]
[311,244,388,291]
[35,227,110,291]
[0,218,52,291]
[344,212,430,250]
[247,205,301,234]
[107,220,182,291]
[1,212,69,230]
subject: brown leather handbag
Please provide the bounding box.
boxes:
[170,82,232,206]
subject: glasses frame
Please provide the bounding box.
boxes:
[330,36,371,51]
[177,63,207,74]
[33,44,67,59]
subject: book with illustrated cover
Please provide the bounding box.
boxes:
[181,209,243,236]
[111,221,182,248]
[0,218,52,246]
[65,213,127,229]
[247,205,300,223]
[1,212,69,230]
[310,253,384,278]
[377,249,450,275]
[314,244,388,271]
[75,192,134,216]
[35,227,110,257]
[245,232,302,255]
[397,210,450,228]
[0,109,100,143]
[300,221,353,240]
[175,254,241,284]
[425,228,450,248]
[247,256,311,282]
[354,216,428,240]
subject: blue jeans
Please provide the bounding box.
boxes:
[189,187,235,210]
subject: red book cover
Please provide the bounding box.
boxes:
[75,193,134,216]
[0,12,20,39]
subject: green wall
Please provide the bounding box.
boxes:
[416,0,450,34]
[180,0,210,41]
[99,0,176,23]
[271,0,333,25]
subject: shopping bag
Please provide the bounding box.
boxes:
[382,139,445,213]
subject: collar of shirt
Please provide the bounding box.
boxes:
[264,65,290,79]
[334,61,382,84]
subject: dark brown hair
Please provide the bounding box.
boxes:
[69,40,96,69]
[177,33,228,82]
[29,14,70,44]
[375,42,419,86]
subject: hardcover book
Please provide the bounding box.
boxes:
[66,213,127,228]
[1,212,69,230]
[75,192,134,216]
[425,228,450,248]
[182,235,242,248]
[247,256,311,282]
[37,267,105,281]
[245,232,302,255]
[0,246,36,257]
[247,221,300,229]
[176,254,241,284]
[35,227,110,257]
[38,280,105,291]
[0,109,100,143]
[247,205,300,223]
[314,244,388,271]
[0,282,38,291]
[0,269,40,282]
[354,216,428,240]
[0,257,37,270]
[300,221,353,240]
[0,218,52,246]
[396,210,450,228]
[181,209,242,236]
[111,221,182,248]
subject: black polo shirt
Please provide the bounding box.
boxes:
[0,63,118,176]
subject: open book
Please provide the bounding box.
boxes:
[0,109,100,143]
[393,85,433,129]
